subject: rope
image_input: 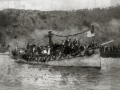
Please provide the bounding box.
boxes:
[53,29,90,37]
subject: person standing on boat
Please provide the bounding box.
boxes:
[93,40,98,49]
[88,42,92,48]
[8,44,12,56]
[91,41,95,47]
[34,45,39,61]
[61,40,65,46]
[61,40,65,50]
[118,45,120,51]
[91,40,98,49]
[37,45,42,55]
[26,43,30,50]
[15,42,18,51]
[65,37,69,46]
[29,44,33,57]
[104,46,108,52]
[32,44,36,54]
[48,46,51,55]
[110,46,112,51]
[78,39,81,47]
[73,38,77,47]
[42,47,47,55]
[113,45,116,51]
[41,47,48,62]
[68,39,72,47]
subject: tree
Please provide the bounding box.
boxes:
[0,11,16,27]
[82,20,91,27]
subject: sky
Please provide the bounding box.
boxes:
[0,0,120,11]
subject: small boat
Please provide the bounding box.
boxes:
[100,39,120,58]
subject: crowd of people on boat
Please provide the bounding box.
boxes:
[100,45,120,52]
[11,38,99,62]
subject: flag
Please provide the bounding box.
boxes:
[87,26,95,37]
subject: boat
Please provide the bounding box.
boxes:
[100,39,120,58]
[13,47,100,68]
[14,51,101,68]
[11,29,102,68]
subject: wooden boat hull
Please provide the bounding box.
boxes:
[12,48,101,68]
[47,53,100,67]
[14,53,100,68]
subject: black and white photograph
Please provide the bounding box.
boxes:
[0,0,120,90]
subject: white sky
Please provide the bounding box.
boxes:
[0,0,119,11]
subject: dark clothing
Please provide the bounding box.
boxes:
[37,47,42,54]
[91,43,95,47]
[110,47,113,51]
[65,40,69,46]
[78,41,80,46]
[26,43,29,50]
[88,44,92,48]
[95,43,98,46]
[89,42,98,48]
[73,40,77,46]
[105,47,108,52]
[113,46,117,51]
[118,46,120,50]
[68,41,72,47]
[28,45,33,54]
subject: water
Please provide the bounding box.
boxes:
[0,54,120,90]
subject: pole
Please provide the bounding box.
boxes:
[100,40,114,46]
[48,31,53,47]
[100,56,101,70]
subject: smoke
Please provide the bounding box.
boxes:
[29,28,49,45]
[108,19,120,45]
[91,18,120,45]
[109,19,120,30]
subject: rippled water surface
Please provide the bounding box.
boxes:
[0,54,120,90]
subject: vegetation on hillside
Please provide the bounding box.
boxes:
[0,5,120,48]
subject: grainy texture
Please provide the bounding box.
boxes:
[0,54,120,90]
[0,6,120,48]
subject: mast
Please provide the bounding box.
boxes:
[48,31,53,47]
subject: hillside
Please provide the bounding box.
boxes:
[0,5,120,49]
